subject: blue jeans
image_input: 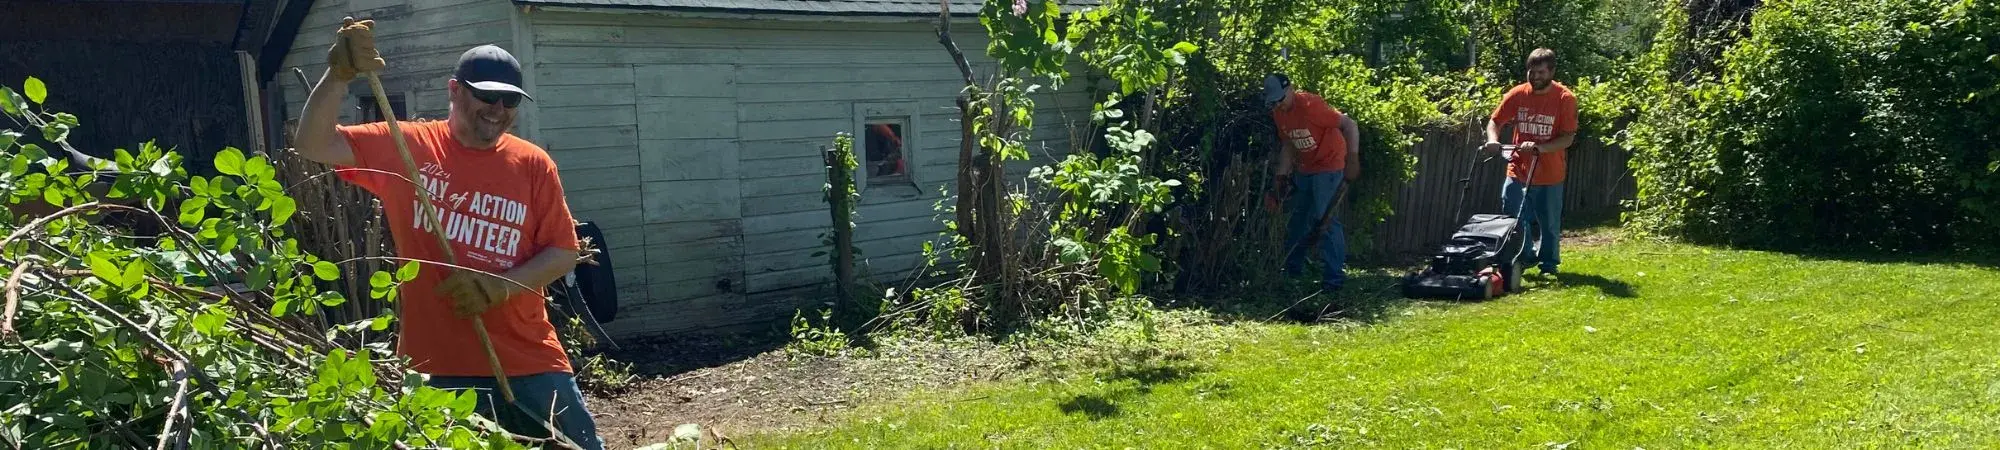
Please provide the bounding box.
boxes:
[1501,178,1563,273]
[428,372,605,450]
[1283,171,1348,287]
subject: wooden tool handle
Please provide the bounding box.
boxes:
[359,70,515,403]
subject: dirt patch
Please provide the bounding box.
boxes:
[582,331,1023,449]
[1563,226,1625,248]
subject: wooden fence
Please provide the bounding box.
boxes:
[1362,124,1636,259]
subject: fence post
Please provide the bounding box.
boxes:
[822,136,858,307]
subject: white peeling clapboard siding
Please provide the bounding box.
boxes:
[279,0,515,122]
[535,65,636,86]
[511,12,1098,338]
[640,139,739,182]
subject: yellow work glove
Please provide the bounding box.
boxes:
[434,270,520,318]
[326,17,386,82]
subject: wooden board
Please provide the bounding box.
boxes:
[638,98,737,140]
[639,139,740,182]
[642,179,742,223]
[634,64,736,99]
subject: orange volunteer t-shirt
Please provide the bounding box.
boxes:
[1491,81,1579,185]
[1272,92,1349,174]
[335,120,579,377]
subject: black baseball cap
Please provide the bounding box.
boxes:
[454,45,533,100]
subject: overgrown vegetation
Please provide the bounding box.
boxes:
[1619,0,2000,252]
[0,79,587,448]
[830,0,1619,346]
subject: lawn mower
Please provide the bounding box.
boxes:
[1399,144,1539,300]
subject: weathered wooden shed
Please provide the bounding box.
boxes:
[272,0,1095,338]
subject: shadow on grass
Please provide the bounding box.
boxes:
[1058,394,1121,419]
[1182,269,1473,326]
[1551,272,1638,298]
[1056,356,1207,421]
[1657,233,2000,272]
[1787,247,2000,271]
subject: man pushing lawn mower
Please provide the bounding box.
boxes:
[1484,48,1579,277]
[1400,48,1579,301]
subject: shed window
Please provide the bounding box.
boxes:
[864,121,909,184]
[852,102,922,200]
[357,94,407,123]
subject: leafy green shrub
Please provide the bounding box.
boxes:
[1622,0,2000,251]
[0,78,561,449]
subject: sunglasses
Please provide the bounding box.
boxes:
[466,86,523,108]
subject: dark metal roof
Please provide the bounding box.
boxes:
[513,0,1095,16]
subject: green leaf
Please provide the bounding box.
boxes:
[41,121,70,144]
[121,260,147,290]
[199,218,221,239]
[193,309,226,335]
[313,261,340,281]
[370,315,392,331]
[41,184,63,208]
[271,196,297,227]
[0,87,19,117]
[1171,41,1199,55]
[23,77,46,104]
[87,253,121,286]
[244,156,273,181]
[271,298,292,317]
[397,261,420,282]
[246,267,269,291]
[0,130,18,151]
[217,175,239,196]
[178,197,208,227]
[215,148,246,177]
[369,412,407,440]
[191,176,210,197]
[318,291,346,307]
[370,271,393,289]
[449,390,478,415]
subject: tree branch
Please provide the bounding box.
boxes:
[34,274,285,447]
[2,259,28,340]
[154,361,192,450]
[0,201,106,249]
[938,0,977,87]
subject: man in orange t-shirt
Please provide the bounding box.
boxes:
[1265,73,1361,291]
[292,19,602,449]
[1482,48,1579,276]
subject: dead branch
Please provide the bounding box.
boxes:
[154,361,192,450]
[0,201,107,249]
[330,255,543,296]
[3,258,28,339]
[34,273,285,447]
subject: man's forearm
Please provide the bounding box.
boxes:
[1343,119,1360,174]
[296,70,352,166]
[1275,145,1294,175]
[1543,132,1577,151]
[502,247,581,293]
[1486,119,1504,144]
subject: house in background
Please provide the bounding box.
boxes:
[0,0,310,175]
[270,0,1099,339]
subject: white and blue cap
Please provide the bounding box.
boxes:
[454,44,533,100]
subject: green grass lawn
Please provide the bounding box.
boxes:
[746,236,2000,448]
